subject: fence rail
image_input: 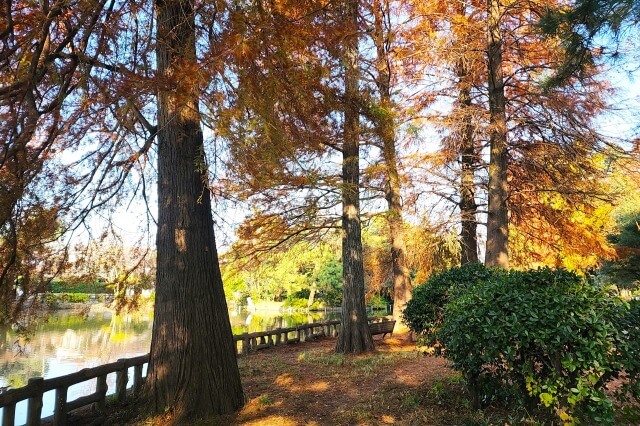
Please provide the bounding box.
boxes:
[0,319,342,426]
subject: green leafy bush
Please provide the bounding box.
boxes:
[612,298,640,402]
[439,267,632,424]
[48,279,113,294]
[367,294,389,309]
[283,297,310,309]
[402,263,501,346]
[45,293,90,305]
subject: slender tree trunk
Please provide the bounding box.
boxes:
[455,7,479,265]
[485,0,509,268]
[372,0,412,331]
[307,283,316,308]
[459,86,478,265]
[336,0,375,354]
[145,0,244,420]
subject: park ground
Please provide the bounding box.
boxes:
[66,335,640,425]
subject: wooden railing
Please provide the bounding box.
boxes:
[234,320,341,355]
[0,320,342,426]
[0,354,148,426]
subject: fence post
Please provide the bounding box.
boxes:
[95,374,108,411]
[26,377,44,426]
[133,364,143,395]
[116,360,128,403]
[53,385,68,426]
[242,333,249,355]
[2,403,16,426]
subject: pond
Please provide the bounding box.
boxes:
[0,305,343,424]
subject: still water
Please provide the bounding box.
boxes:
[0,306,339,424]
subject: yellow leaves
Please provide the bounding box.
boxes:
[558,409,574,425]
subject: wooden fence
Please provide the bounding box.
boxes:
[0,320,341,426]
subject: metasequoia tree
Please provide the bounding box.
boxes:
[485,0,509,267]
[414,0,485,264]
[449,2,484,265]
[353,0,413,331]
[218,0,374,352]
[1,0,244,418]
[336,0,375,354]
[139,0,245,418]
[405,0,613,270]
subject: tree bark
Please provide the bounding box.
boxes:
[455,3,479,265]
[335,0,375,354]
[145,0,244,420]
[459,86,479,265]
[485,0,509,268]
[372,0,412,331]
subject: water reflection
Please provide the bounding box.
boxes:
[1,307,339,389]
[0,306,341,424]
[0,308,154,390]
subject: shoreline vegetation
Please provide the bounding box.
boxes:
[22,293,387,316]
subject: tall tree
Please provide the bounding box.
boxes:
[367,0,413,331]
[216,0,374,352]
[454,1,482,265]
[145,0,244,419]
[336,0,375,354]
[485,0,509,268]
[1,0,245,418]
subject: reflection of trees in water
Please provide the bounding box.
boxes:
[0,309,153,390]
[1,308,342,390]
[0,353,44,389]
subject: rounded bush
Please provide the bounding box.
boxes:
[402,263,502,346]
[439,267,630,424]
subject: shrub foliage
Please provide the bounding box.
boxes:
[404,265,640,424]
[402,263,501,347]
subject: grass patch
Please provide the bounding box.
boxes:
[257,394,274,408]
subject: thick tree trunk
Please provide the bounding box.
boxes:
[372,0,412,331]
[145,0,244,420]
[485,0,509,268]
[335,0,375,354]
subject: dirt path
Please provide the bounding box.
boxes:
[64,335,515,425]
[228,335,457,425]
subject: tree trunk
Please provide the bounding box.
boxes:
[485,0,509,268]
[455,3,479,265]
[145,0,244,420]
[307,283,316,308]
[335,0,375,354]
[372,0,412,332]
[459,93,478,265]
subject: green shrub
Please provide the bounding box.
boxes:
[439,267,631,424]
[368,294,389,309]
[48,279,113,294]
[612,298,640,403]
[283,297,310,309]
[402,263,501,347]
[45,293,90,305]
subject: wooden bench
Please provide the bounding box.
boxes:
[368,319,396,339]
